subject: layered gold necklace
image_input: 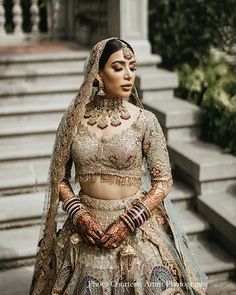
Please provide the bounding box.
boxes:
[84,96,131,129]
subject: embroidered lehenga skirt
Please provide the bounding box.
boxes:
[52,189,199,295]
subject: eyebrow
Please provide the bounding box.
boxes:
[111,60,136,65]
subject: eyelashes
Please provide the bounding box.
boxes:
[114,67,137,72]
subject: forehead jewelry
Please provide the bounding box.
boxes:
[121,42,135,60]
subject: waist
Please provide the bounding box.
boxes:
[78,188,143,210]
[79,178,139,200]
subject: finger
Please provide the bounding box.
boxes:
[104,241,118,249]
[85,235,96,246]
[104,237,117,249]
[100,232,111,244]
[89,231,101,242]
[94,228,104,238]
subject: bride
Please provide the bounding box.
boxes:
[30,37,208,295]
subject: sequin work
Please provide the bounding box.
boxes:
[71,109,171,188]
[52,190,188,295]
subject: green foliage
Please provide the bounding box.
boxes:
[176,59,236,155]
[149,0,236,155]
[149,0,236,69]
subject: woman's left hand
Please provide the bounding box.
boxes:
[100,218,130,249]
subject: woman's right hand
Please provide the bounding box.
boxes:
[75,211,104,246]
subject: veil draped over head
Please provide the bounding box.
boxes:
[30,37,207,295]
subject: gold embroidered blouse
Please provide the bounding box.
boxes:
[69,109,171,188]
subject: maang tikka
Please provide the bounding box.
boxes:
[120,42,135,60]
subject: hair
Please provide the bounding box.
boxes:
[98,38,134,71]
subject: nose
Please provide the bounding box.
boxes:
[124,68,133,80]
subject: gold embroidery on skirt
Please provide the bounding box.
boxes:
[118,244,137,283]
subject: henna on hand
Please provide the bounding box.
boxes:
[100,218,130,250]
[75,211,104,247]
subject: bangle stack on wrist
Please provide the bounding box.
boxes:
[62,197,88,225]
[120,201,151,232]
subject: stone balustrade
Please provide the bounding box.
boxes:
[0,0,45,43]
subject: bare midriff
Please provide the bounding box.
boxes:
[79,177,139,200]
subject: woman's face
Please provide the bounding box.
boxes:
[98,49,136,98]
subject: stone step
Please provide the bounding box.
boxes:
[136,68,178,90]
[0,61,85,79]
[0,51,89,64]
[143,97,201,141]
[168,140,236,194]
[0,159,49,196]
[1,266,236,295]
[0,192,44,230]
[206,278,236,295]
[0,266,34,295]
[168,179,194,209]
[198,192,236,255]
[0,56,160,79]
[0,92,73,115]
[0,75,83,97]
[142,89,175,101]
[0,70,177,98]
[144,97,201,128]
[0,112,62,137]
[0,225,39,270]
[174,207,210,238]
[190,237,236,277]
[0,50,160,67]
[0,134,54,161]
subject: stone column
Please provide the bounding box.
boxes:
[13,0,23,35]
[107,0,152,58]
[0,0,6,35]
[30,0,40,33]
[49,0,69,39]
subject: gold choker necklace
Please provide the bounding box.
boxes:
[84,96,131,129]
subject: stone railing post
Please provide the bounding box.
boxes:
[12,0,23,34]
[30,0,40,33]
[0,0,6,35]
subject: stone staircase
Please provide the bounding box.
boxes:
[0,45,235,294]
[139,68,236,292]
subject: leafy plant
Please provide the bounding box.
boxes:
[176,58,236,155]
[149,0,236,155]
[149,0,236,69]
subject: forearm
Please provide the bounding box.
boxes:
[116,176,172,235]
[58,178,75,202]
[142,176,173,212]
[59,180,103,246]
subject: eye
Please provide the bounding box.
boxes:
[114,68,123,72]
[130,67,137,72]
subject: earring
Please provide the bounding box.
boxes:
[98,79,105,96]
